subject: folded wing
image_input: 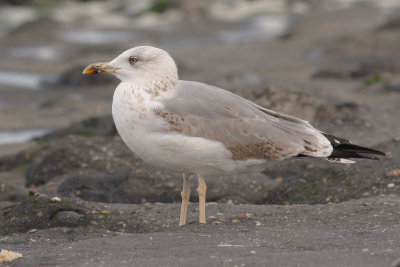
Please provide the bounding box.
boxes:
[154,81,333,161]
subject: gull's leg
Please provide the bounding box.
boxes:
[179,173,191,226]
[197,175,207,224]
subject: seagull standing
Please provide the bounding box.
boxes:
[83,46,385,226]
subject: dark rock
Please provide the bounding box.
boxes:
[58,170,131,203]
[25,135,134,188]
[25,148,82,187]
[58,169,186,204]
[52,210,84,227]
[0,194,89,234]
[0,148,39,171]
[37,115,117,141]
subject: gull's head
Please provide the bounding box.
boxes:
[83,46,178,84]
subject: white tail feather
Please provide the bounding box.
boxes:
[326,158,355,164]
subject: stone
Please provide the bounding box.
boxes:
[52,211,84,227]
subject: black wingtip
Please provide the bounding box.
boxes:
[337,143,386,157]
[322,133,386,160]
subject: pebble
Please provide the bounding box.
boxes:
[53,211,84,226]
[50,197,62,203]
[387,169,400,177]
[0,249,22,264]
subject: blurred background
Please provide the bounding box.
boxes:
[0,0,399,205]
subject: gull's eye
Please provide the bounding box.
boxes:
[128,56,138,65]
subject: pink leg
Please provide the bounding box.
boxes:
[197,175,207,224]
[179,174,191,226]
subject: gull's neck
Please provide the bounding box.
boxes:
[126,73,178,98]
[145,74,178,97]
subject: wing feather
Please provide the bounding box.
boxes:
[154,81,332,160]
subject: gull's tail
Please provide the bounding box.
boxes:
[322,133,386,163]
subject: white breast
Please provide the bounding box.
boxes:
[112,82,155,158]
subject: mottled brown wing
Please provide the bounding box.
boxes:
[154,81,332,160]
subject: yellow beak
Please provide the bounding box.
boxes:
[82,62,119,75]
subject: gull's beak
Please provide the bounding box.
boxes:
[82,62,119,75]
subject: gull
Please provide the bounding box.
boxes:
[83,46,385,226]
